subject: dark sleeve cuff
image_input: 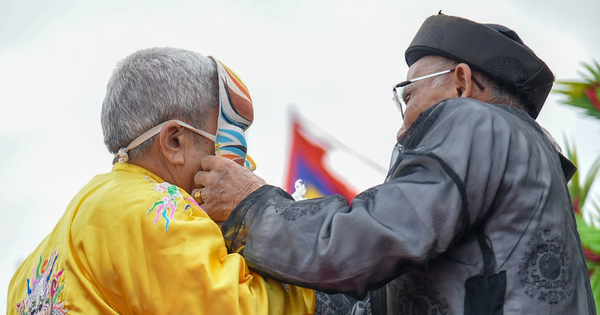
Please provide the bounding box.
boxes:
[220,185,293,253]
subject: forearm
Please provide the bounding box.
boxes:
[222,178,464,298]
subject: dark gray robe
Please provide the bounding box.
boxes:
[221,98,596,314]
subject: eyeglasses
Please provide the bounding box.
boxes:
[392,69,485,119]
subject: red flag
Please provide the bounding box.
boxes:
[284,117,357,201]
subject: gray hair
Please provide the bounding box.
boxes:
[427,56,561,151]
[101,47,218,162]
[427,56,523,110]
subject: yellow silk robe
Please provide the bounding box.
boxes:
[7,163,315,314]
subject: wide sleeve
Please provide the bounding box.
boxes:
[221,100,513,298]
[77,182,315,315]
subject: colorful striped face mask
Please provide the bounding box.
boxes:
[209,56,256,171]
[113,57,256,171]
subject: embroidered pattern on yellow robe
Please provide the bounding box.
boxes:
[8,163,315,315]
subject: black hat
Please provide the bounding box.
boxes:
[405,13,554,119]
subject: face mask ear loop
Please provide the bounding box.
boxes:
[113,122,169,163]
[172,119,220,157]
[244,154,256,171]
[114,120,218,164]
[172,120,216,143]
[215,142,223,157]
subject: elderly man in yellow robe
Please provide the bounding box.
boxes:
[6,47,315,315]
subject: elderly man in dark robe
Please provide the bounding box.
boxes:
[194,13,596,315]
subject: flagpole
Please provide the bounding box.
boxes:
[287,106,389,175]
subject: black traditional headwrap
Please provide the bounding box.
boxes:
[405,13,554,119]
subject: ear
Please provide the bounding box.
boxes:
[452,63,474,98]
[156,121,187,165]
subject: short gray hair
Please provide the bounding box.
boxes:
[101,47,218,162]
[426,56,562,151]
[426,56,523,110]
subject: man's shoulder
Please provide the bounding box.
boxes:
[440,97,530,122]
[85,164,185,202]
[403,97,538,150]
[72,169,194,230]
[431,97,538,135]
[409,97,517,135]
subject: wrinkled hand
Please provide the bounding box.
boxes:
[193,155,267,222]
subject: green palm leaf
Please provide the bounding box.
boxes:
[553,60,600,121]
[556,60,600,313]
[565,138,580,202]
[582,158,600,205]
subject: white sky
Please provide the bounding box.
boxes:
[1,0,600,311]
